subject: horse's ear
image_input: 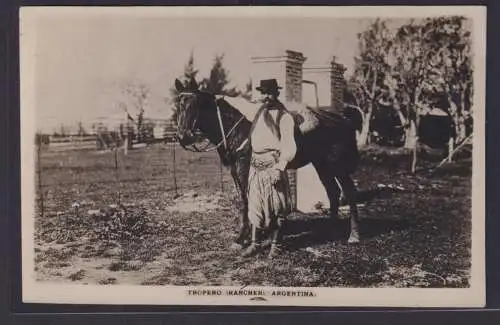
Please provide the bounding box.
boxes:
[175,79,184,92]
[187,77,198,91]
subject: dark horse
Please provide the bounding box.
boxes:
[174,77,361,247]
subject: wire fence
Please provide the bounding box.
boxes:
[35,138,230,219]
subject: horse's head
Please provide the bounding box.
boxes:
[173,77,216,147]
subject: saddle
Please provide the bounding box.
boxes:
[222,96,321,135]
[285,102,320,134]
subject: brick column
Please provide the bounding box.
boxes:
[284,50,306,211]
[330,56,347,112]
[284,50,307,102]
[251,50,306,211]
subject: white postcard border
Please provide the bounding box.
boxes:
[20,5,486,307]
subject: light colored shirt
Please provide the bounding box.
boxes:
[251,109,297,171]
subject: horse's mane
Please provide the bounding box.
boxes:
[216,96,258,122]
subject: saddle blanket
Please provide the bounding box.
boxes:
[221,96,320,134]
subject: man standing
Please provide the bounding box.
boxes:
[243,79,297,258]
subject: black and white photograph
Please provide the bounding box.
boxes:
[20,6,485,307]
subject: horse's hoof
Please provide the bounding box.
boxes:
[347,236,360,244]
[230,242,243,250]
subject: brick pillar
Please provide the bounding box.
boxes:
[284,50,306,211]
[251,50,306,211]
[330,56,347,112]
[284,50,307,102]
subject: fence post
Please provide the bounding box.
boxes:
[36,140,44,218]
[114,142,121,205]
[124,110,129,155]
[173,141,178,196]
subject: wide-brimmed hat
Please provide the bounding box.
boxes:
[255,79,282,94]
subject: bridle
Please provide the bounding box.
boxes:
[177,91,246,153]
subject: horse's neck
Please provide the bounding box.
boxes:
[220,104,246,131]
[211,100,249,160]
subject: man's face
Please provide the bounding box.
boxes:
[259,92,277,102]
[257,92,268,102]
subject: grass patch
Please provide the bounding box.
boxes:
[35,144,472,288]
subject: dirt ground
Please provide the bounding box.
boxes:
[33,143,472,288]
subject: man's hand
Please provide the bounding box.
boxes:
[269,169,283,186]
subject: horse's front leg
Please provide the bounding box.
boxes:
[337,174,360,244]
[233,196,249,249]
[230,163,250,249]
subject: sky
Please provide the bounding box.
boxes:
[27,12,410,133]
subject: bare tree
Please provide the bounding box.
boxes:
[77,121,87,136]
[57,124,67,137]
[121,82,150,143]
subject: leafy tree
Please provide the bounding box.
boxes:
[169,51,200,121]
[421,16,473,160]
[388,16,473,169]
[200,54,239,96]
[389,19,442,172]
[351,19,393,146]
[351,16,473,171]
[391,21,426,149]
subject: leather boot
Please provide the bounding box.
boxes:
[241,227,262,257]
[268,216,285,259]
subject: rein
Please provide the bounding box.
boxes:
[216,104,228,150]
[179,94,246,153]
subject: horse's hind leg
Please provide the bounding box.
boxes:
[312,162,341,219]
[337,174,360,244]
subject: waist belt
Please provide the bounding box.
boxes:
[251,150,279,171]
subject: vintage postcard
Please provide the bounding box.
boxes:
[20,6,486,307]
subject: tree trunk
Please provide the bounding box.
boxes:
[357,105,373,147]
[458,91,467,141]
[405,119,418,173]
[395,109,407,129]
[406,91,421,152]
[447,136,454,163]
[411,138,418,174]
[458,118,466,141]
[404,118,417,149]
